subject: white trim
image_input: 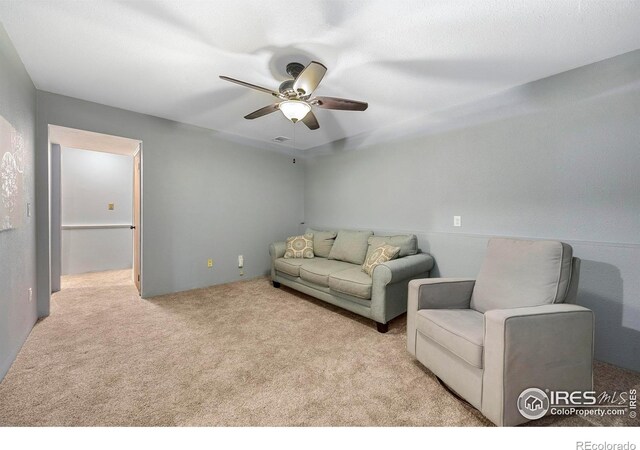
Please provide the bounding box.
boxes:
[61,224,132,230]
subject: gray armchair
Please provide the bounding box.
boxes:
[407,238,594,426]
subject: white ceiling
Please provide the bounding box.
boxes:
[1,0,639,152]
[49,125,140,156]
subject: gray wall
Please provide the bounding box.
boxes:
[304,51,640,372]
[36,91,304,311]
[0,25,37,380]
[61,147,133,275]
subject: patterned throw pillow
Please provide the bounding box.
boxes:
[362,244,401,276]
[284,233,315,259]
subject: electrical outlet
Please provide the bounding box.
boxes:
[454,216,461,227]
[238,255,244,268]
[108,203,115,210]
[207,259,213,268]
[28,288,32,303]
[26,202,31,217]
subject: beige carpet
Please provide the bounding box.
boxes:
[0,270,638,426]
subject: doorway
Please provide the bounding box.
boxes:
[49,126,142,295]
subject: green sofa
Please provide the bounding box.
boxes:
[269,228,434,332]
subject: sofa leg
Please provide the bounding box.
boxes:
[272,281,281,288]
[376,322,389,333]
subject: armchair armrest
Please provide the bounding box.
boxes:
[269,241,286,260]
[406,278,475,355]
[482,304,594,426]
[408,278,476,311]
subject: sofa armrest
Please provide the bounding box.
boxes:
[269,241,286,281]
[482,304,594,426]
[373,253,434,285]
[368,253,433,325]
[406,278,475,355]
[269,241,286,260]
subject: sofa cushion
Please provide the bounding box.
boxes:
[416,309,484,368]
[305,228,337,258]
[329,267,373,299]
[328,230,373,265]
[366,234,418,260]
[299,259,356,287]
[470,238,573,313]
[284,233,314,259]
[274,257,306,277]
[362,244,401,276]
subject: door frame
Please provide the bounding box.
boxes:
[48,128,144,298]
[133,142,143,295]
[50,143,62,293]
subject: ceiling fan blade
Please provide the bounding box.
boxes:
[301,111,320,130]
[311,96,368,111]
[244,103,280,120]
[292,61,327,97]
[219,75,280,97]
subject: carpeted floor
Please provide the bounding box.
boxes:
[0,270,638,426]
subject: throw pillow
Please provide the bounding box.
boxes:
[328,230,374,265]
[365,234,418,261]
[284,233,315,259]
[362,244,401,276]
[305,228,337,258]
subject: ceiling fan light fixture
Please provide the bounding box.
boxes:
[279,100,311,123]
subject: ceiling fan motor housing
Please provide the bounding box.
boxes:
[280,62,305,97]
[285,62,305,78]
[278,79,296,97]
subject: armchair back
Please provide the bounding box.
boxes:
[470,238,574,313]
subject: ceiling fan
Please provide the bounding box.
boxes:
[219,61,368,130]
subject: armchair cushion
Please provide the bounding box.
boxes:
[416,309,484,369]
[471,238,573,313]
